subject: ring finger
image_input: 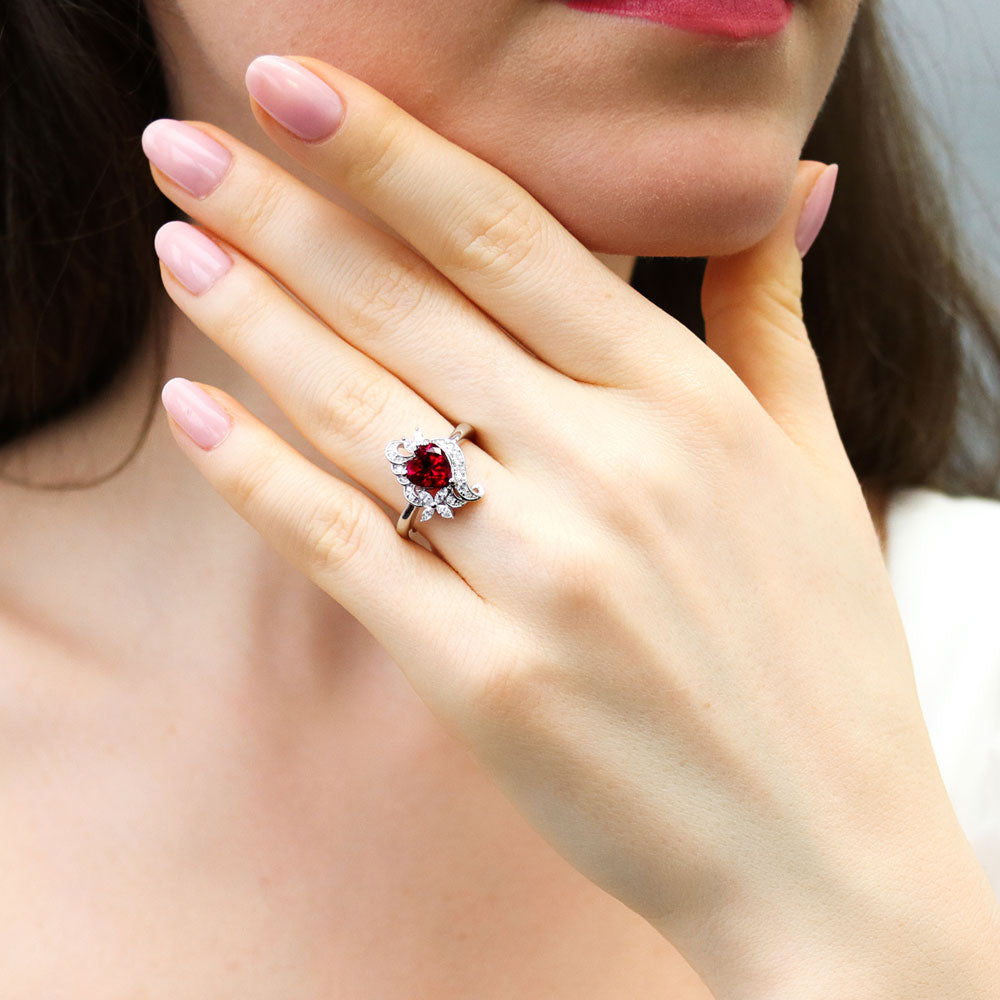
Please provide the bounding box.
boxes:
[153,219,513,572]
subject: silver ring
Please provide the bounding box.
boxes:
[385,423,485,543]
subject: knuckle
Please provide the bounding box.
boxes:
[224,445,284,521]
[743,276,806,334]
[468,641,562,733]
[706,274,805,335]
[344,110,409,194]
[314,362,394,451]
[239,169,294,246]
[580,453,658,537]
[553,544,610,610]
[653,361,743,437]
[442,192,544,281]
[533,526,611,612]
[220,273,279,353]
[343,249,432,339]
[764,273,805,323]
[220,440,372,578]
[302,493,370,573]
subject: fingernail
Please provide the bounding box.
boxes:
[142,119,231,198]
[795,163,838,258]
[154,220,232,295]
[245,55,345,142]
[161,377,232,450]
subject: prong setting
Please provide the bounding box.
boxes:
[386,425,484,526]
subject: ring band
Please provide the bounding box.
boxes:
[385,422,484,543]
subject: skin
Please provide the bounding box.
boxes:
[145,0,860,256]
[0,2,992,997]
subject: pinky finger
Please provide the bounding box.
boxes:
[159,376,485,663]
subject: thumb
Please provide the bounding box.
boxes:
[701,161,845,466]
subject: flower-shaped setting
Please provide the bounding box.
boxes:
[385,427,484,522]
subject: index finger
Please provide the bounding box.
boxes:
[244,54,687,390]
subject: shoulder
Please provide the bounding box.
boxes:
[884,487,1000,895]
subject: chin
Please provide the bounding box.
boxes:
[456,113,804,259]
[550,161,799,258]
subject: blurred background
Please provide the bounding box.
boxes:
[885,0,1000,456]
[886,0,1000,286]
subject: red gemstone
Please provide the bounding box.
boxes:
[405,443,452,494]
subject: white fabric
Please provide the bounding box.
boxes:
[885,486,1000,899]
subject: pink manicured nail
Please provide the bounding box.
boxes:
[142,119,231,198]
[245,55,344,142]
[154,220,232,295]
[161,377,232,450]
[795,163,839,258]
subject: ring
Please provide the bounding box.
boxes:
[385,423,485,542]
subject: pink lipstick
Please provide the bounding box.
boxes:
[564,0,794,41]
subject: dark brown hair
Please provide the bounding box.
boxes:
[3,1,999,500]
[0,0,173,486]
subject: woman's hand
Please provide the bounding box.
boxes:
[143,55,1000,1000]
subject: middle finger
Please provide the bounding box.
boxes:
[141,118,561,465]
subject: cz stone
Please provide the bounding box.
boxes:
[405,443,451,495]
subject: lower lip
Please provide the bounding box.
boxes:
[564,0,794,41]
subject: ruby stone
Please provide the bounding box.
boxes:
[405,443,452,495]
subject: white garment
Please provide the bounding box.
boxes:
[884,486,1000,899]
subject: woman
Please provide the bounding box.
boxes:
[1,0,999,995]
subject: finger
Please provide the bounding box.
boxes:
[153,219,512,571]
[242,54,692,390]
[141,118,559,461]
[701,161,849,468]
[158,375,497,720]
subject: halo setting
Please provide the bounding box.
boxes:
[386,427,484,523]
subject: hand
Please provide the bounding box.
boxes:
[144,55,1000,999]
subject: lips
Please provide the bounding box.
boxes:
[564,0,795,41]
